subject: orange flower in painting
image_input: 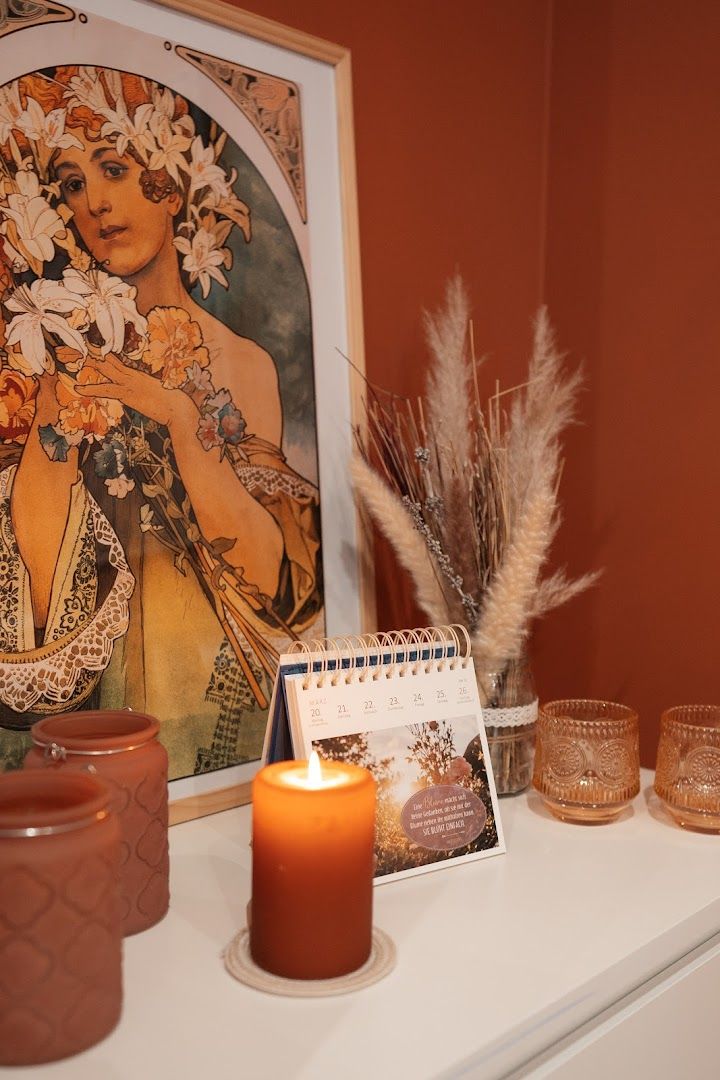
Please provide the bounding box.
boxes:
[54,344,86,372]
[56,366,124,444]
[142,306,210,390]
[0,368,37,444]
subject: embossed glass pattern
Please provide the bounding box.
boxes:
[654,705,720,832]
[533,699,640,823]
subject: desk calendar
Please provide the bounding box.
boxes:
[263,626,505,882]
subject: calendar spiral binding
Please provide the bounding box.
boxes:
[287,625,472,690]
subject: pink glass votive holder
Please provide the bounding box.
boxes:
[654,705,720,833]
[533,699,640,824]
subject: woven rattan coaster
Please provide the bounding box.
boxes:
[224,927,396,997]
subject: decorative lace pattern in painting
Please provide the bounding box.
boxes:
[48,496,97,642]
[0,466,134,714]
[236,462,316,501]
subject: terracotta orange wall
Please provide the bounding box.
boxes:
[234,0,553,625]
[233,0,717,763]
[538,0,720,762]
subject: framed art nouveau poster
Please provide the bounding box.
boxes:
[0,0,370,820]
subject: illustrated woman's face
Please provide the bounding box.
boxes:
[54,137,181,279]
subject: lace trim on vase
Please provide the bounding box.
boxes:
[482,700,539,730]
[0,477,135,713]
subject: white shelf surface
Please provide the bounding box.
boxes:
[6,770,720,1080]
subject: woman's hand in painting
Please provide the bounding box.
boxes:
[81,353,196,432]
[81,350,283,597]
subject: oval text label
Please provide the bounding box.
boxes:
[400,784,487,851]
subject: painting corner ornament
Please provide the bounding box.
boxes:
[0,0,75,39]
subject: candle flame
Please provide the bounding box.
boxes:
[307,751,323,788]
[279,753,349,790]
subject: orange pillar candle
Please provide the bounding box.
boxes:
[250,753,376,979]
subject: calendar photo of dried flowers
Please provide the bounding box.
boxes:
[314,714,500,879]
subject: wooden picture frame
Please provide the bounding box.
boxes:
[0,0,372,823]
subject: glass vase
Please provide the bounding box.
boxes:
[474,653,538,795]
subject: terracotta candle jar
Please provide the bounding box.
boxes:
[0,770,122,1066]
[250,753,376,980]
[25,710,169,935]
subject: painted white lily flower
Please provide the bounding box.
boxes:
[63,67,111,116]
[63,268,148,355]
[14,169,42,199]
[16,98,84,151]
[4,278,88,375]
[43,108,85,151]
[151,86,176,121]
[0,81,23,143]
[102,68,124,108]
[146,111,191,184]
[174,228,229,299]
[100,101,155,160]
[201,183,252,242]
[186,136,229,199]
[1,170,67,266]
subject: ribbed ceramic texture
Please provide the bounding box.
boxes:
[0,772,122,1066]
[25,711,169,935]
[533,699,640,809]
[654,706,720,822]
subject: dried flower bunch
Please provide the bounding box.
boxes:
[352,276,598,672]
